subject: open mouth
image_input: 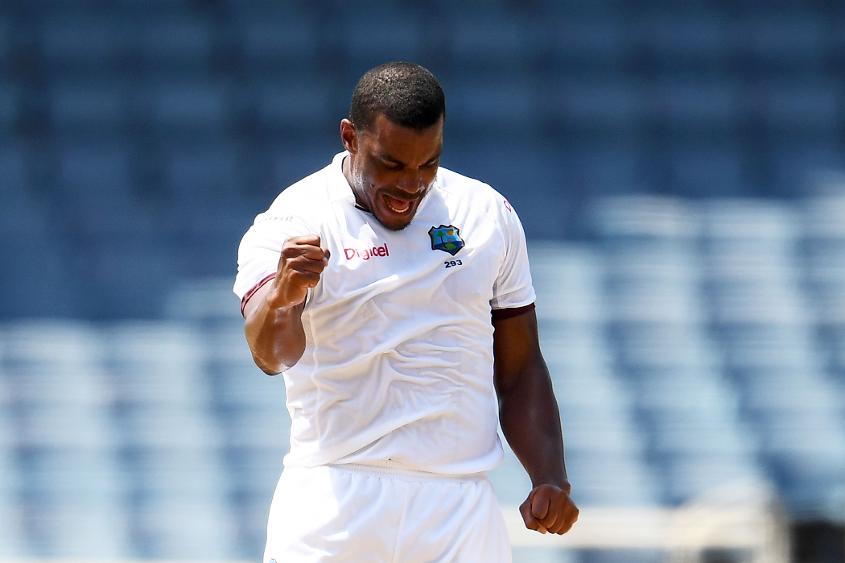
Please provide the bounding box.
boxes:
[383,194,413,214]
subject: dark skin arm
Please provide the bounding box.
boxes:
[493,306,579,535]
[243,235,330,375]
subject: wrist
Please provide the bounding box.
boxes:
[264,283,305,312]
[532,476,571,492]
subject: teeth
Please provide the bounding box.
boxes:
[385,195,411,213]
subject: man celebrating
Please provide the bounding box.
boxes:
[234,62,578,562]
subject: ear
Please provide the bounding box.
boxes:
[340,119,358,154]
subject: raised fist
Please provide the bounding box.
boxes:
[267,235,330,309]
[520,483,579,535]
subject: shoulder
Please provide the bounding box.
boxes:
[436,166,520,224]
[265,166,333,216]
[253,160,344,234]
[436,166,510,209]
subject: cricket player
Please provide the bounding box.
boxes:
[235,61,578,562]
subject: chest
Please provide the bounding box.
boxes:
[312,202,504,310]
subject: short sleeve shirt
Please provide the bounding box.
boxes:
[234,152,535,475]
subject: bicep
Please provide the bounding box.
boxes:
[492,306,543,393]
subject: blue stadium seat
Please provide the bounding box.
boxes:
[1,319,101,352]
[559,141,646,195]
[731,13,828,69]
[0,236,83,317]
[739,372,842,418]
[206,355,264,397]
[427,0,516,17]
[18,405,116,450]
[137,16,214,72]
[338,15,427,68]
[759,78,840,134]
[802,194,845,244]
[66,240,177,318]
[448,75,541,130]
[543,331,612,375]
[532,249,605,324]
[566,453,661,506]
[0,82,17,132]
[237,14,319,72]
[717,327,822,373]
[653,76,740,133]
[105,322,210,406]
[613,327,720,372]
[48,78,130,134]
[604,284,703,326]
[641,11,731,69]
[224,446,284,499]
[590,195,700,245]
[147,79,231,135]
[603,244,699,288]
[3,3,845,556]
[117,406,221,450]
[163,279,245,325]
[0,440,22,498]
[218,407,290,451]
[549,77,648,132]
[133,497,241,559]
[666,142,748,197]
[659,456,768,505]
[513,547,574,563]
[446,15,543,70]
[564,413,647,458]
[578,549,665,563]
[759,416,845,521]
[232,494,273,557]
[21,447,126,505]
[127,447,229,499]
[549,13,631,71]
[489,447,533,505]
[55,144,134,193]
[769,142,845,195]
[161,142,245,199]
[30,500,133,558]
[257,138,341,202]
[0,147,47,239]
[251,77,335,130]
[51,144,151,240]
[0,504,28,558]
[37,15,135,75]
[0,16,10,66]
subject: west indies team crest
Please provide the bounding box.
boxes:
[429,225,464,256]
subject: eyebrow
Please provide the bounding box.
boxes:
[378,150,442,167]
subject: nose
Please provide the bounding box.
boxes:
[397,168,424,194]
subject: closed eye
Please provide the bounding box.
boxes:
[380,158,403,170]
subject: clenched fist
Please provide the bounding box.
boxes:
[520,483,579,535]
[267,235,330,309]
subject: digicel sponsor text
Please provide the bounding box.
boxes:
[344,243,389,261]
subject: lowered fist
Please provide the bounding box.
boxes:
[267,235,330,309]
[519,483,579,535]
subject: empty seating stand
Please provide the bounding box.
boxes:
[1,0,845,560]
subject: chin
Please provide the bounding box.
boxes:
[377,215,414,231]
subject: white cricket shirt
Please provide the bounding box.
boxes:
[234,152,535,476]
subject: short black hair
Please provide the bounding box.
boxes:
[348,61,445,132]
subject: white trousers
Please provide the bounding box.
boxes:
[263,464,512,563]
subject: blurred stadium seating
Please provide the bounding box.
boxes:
[1,0,844,561]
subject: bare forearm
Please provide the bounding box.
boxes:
[499,359,568,489]
[244,284,306,375]
[241,236,329,374]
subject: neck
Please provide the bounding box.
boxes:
[342,155,370,211]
